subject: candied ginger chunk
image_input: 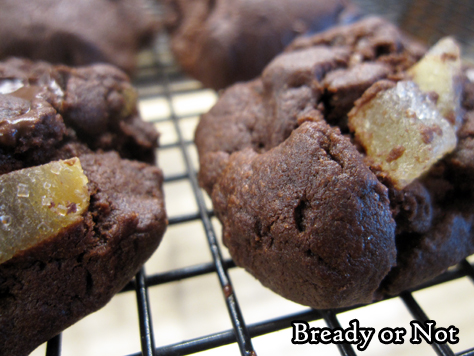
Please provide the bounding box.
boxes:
[349,81,457,189]
[0,158,89,264]
[408,37,462,127]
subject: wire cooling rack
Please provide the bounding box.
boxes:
[33,1,474,355]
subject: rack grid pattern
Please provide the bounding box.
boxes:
[39,1,474,355]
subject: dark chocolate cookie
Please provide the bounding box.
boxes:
[0,152,167,356]
[196,17,474,308]
[0,58,159,167]
[0,0,159,75]
[0,59,167,355]
[164,0,360,90]
[212,121,396,309]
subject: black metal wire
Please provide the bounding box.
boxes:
[167,212,202,225]
[125,307,326,356]
[121,259,236,293]
[460,259,474,283]
[321,310,357,356]
[135,268,157,356]
[457,349,474,356]
[45,334,61,356]
[156,48,256,356]
[111,258,472,355]
[400,292,455,356]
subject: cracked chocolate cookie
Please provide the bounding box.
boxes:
[0,59,167,356]
[163,0,360,90]
[0,57,159,170]
[195,17,474,309]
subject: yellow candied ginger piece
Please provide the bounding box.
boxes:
[408,37,462,127]
[349,81,457,190]
[0,158,89,264]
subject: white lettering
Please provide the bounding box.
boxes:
[410,321,434,343]
[358,328,375,351]
[291,321,309,343]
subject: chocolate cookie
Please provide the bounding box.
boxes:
[0,59,167,356]
[0,153,167,356]
[0,58,159,168]
[0,0,159,75]
[164,0,360,90]
[211,122,396,308]
[195,17,474,309]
